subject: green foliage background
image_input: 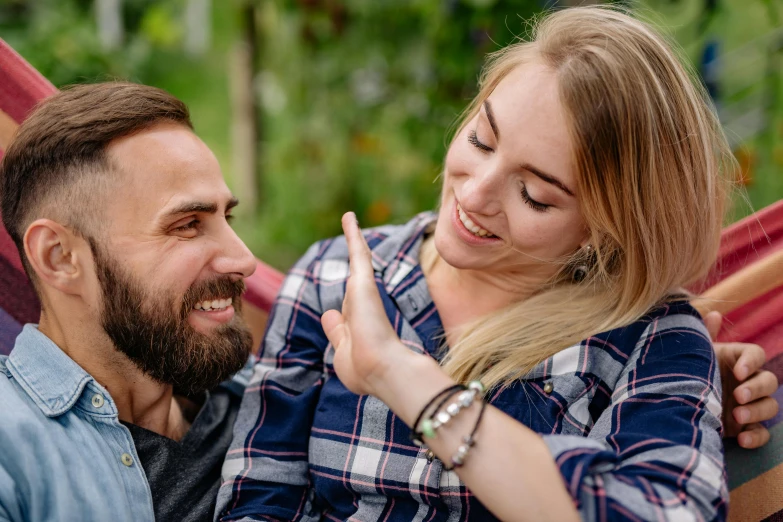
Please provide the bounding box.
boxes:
[2,0,782,269]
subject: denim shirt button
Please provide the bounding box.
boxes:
[120,453,134,467]
[91,394,105,408]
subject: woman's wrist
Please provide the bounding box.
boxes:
[368,346,455,427]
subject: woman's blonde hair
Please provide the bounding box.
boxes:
[426,6,735,389]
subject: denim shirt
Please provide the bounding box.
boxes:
[0,325,155,522]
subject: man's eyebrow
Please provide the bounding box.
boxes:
[163,197,239,219]
[484,100,500,140]
[521,163,575,197]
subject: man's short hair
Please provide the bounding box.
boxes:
[0,81,193,282]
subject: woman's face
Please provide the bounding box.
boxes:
[434,60,588,280]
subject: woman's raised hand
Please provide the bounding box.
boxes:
[321,212,412,396]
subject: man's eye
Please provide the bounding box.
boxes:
[226,214,235,224]
[175,220,199,232]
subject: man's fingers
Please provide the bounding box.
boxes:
[705,311,722,341]
[731,343,768,381]
[737,423,771,449]
[734,395,779,425]
[341,212,374,279]
[321,310,348,349]
[734,370,780,405]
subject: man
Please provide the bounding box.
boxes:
[0,82,776,522]
[0,82,257,521]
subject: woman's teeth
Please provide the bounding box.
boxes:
[457,205,496,238]
[193,298,232,312]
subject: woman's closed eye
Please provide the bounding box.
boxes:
[468,129,493,153]
[521,184,551,212]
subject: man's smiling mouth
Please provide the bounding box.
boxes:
[193,298,233,312]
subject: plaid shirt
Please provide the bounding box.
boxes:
[217,213,727,522]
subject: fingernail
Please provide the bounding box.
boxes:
[739,433,752,448]
[739,365,750,380]
[737,407,750,423]
[740,388,752,404]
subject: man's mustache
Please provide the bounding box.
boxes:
[180,277,246,318]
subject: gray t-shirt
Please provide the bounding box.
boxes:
[124,386,242,522]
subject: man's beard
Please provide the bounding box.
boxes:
[90,242,253,396]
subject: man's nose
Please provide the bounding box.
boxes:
[214,225,257,279]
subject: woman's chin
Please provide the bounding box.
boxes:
[432,229,486,271]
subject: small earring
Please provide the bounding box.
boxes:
[572,244,593,283]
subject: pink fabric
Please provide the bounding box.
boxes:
[701,201,783,358]
[0,39,57,123]
[245,260,285,312]
[0,38,58,273]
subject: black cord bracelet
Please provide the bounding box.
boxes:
[409,384,465,447]
[442,395,487,471]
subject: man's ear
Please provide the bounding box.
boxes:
[23,219,88,296]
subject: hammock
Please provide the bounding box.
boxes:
[1,37,782,521]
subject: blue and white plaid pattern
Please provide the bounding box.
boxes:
[216,213,727,522]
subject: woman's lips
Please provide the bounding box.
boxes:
[451,201,502,246]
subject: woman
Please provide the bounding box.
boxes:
[218,7,775,521]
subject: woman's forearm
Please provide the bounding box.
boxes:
[370,351,580,522]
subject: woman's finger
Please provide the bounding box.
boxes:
[734,370,779,405]
[341,212,374,280]
[322,309,348,350]
[737,423,771,449]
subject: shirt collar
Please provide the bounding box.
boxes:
[6,324,96,417]
[372,211,436,293]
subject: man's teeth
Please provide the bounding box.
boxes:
[457,205,496,238]
[193,298,232,312]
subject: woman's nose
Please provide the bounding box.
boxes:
[459,165,504,216]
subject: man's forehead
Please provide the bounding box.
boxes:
[106,123,233,218]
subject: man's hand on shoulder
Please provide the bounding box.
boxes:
[706,311,780,449]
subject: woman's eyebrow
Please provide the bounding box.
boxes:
[484,100,500,141]
[522,163,575,197]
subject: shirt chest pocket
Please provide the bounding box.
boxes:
[491,373,598,436]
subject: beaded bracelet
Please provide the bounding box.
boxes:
[419,380,485,440]
[416,388,467,461]
[410,385,465,448]
[443,397,487,470]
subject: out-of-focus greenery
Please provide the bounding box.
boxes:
[248,0,544,267]
[2,0,782,269]
[0,0,236,185]
[639,0,783,222]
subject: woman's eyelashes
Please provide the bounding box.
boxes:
[468,129,493,152]
[521,184,551,212]
[466,126,552,212]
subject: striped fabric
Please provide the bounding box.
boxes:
[217,212,727,522]
[711,201,783,522]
